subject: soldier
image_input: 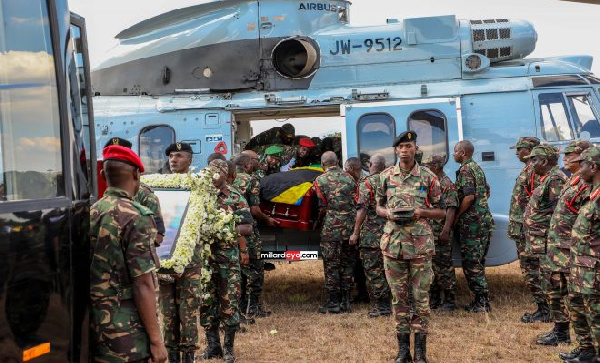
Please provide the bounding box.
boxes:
[567,146,600,363]
[207,152,227,164]
[232,154,279,318]
[422,155,459,312]
[263,145,284,175]
[159,142,202,363]
[285,137,320,169]
[313,151,358,314]
[200,159,253,363]
[537,141,593,350]
[244,122,296,150]
[376,131,444,363]
[90,145,167,363]
[507,137,549,323]
[453,140,494,313]
[350,154,392,317]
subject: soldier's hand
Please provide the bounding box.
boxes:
[149,341,168,363]
[412,208,422,221]
[155,234,164,246]
[439,229,450,243]
[241,252,250,266]
[349,232,359,245]
[266,217,280,227]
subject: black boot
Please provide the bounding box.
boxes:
[558,346,580,361]
[246,293,271,318]
[414,333,428,363]
[564,349,597,363]
[429,286,441,310]
[319,291,341,314]
[464,293,491,313]
[223,327,236,363]
[182,352,195,363]
[536,322,570,346]
[369,293,391,317]
[239,313,255,325]
[168,350,181,363]
[439,290,456,312]
[201,328,223,360]
[395,333,412,363]
[521,302,551,323]
[340,289,351,313]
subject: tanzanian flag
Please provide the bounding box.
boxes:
[260,167,323,204]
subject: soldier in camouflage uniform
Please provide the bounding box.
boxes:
[567,147,600,363]
[453,140,494,313]
[422,155,459,312]
[90,145,167,363]
[350,154,391,317]
[200,159,253,363]
[244,122,295,151]
[538,141,593,349]
[313,151,358,314]
[507,137,550,323]
[376,131,444,363]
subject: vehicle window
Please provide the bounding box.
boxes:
[139,125,175,174]
[357,114,395,171]
[0,0,64,201]
[567,94,600,138]
[538,93,573,141]
[407,110,448,162]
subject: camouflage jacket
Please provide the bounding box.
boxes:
[376,163,443,259]
[357,173,387,248]
[313,166,357,242]
[245,128,295,151]
[546,175,590,271]
[523,166,567,255]
[569,186,600,294]
[430,173,459,237]
[134,183,165,235]
[232,170,261,249]
[508,164,539,239]
[455,158,493,230]
[90,187,159,362]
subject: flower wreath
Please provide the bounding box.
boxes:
[141,168,238,298]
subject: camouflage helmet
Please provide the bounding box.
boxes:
[525,145,559,159]
[572,146,600,165]
[562,139,593,155]
[509,137,540,150]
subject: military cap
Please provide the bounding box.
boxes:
[299,137,316,148]
[265,145,284,157]
[572,146,600,164]
[103,145,145,172]
[525,145,559,159]
[562,139,593,154]
[422,155,446,166]
[510,137,540,150]
[165,142,193,156]
[281,123,295,137]
[209,159,229,175]
[393,131,417,147]
[104,137,132,149]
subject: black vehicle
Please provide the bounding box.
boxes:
[0,1,95,361]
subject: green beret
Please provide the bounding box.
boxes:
[393,131,417,147]
[510,137,540,150]
[562,139,593,155]
[265,145,284,157]
[572,146,600,164]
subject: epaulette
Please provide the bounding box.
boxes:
[570,175,581,187]
[591,188,600,201]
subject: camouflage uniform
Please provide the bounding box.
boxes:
[199,185,253,330]
[376,163,442,334]
[232,170,265,312]
[90,187,159,362]
[244,125,295,151]
[313,166,358,294]
[455,158,494,298]
[357,173,390,301]
[430,172,459,296]
[134,183,166,237]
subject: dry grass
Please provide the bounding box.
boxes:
[215,261,570,362]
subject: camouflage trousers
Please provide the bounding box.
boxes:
[241,234,264,307]
[159,266,202,352]
[432,241,457,293]
[384,255,433,334]
[457,229,491,295]
[569,291,595,351]
[360,247,390,300]
[321,239,358,292]
[200,247,242,330]
[540,269,570,323]
[582,294,600,352]
[516,236,545,304]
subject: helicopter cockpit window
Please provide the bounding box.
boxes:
[357,114,395,171]
[567,94,600,139]
[539,93,573,142]
[139,125,175,174]
[407,110,448,163]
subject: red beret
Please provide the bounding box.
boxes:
[299,137,316,148]
[103,145,145,172]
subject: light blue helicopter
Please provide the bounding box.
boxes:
[92,0,600,265]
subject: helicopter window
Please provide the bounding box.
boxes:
[357,113,396,171]
[0,0,64,202]
[567,94,600,138]
[139,125,175,174]
[407,110,448,163]
[539,93,574,142]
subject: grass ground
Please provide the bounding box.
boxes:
[222,261,574,362]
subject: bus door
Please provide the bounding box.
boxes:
[341,97,461,172]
